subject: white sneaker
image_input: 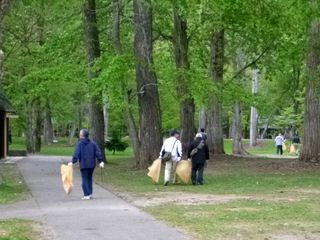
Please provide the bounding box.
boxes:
[81,196,91,200]
[89,195,93,199]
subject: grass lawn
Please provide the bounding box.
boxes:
[96,156,320,240]
[0,219,44,240]
[0,164,29,204]
[11,136,296,157]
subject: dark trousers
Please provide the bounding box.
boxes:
[276,145,283,155]
[81,168,94,196]
[191,162,205,184]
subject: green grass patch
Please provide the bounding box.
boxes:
[146,199,320,240]
[0,164,29,204]
[0,219,42,240]
[100,157,320,195]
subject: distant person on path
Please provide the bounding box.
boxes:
[188,133,209,185]
[68,129,104,200]
[275,133,285,155]
[159,130,182,186]
[200,128,207,141]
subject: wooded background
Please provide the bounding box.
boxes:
[1,0,320,168]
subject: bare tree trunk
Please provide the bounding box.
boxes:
[173,11,195,157]
[232,101,248,155]
[83,0,105,160]
[133,0,162,168]
[26,100,35,153]
[231,51,248,155]
[250,69,259,146]
[34,99,42,153]
[110,0,140,162]
[198,107,206,131]
[103,103,109,140]
[300,19,320,163]
[0,0,9,84]
[207,30,225,154]
[43,100,54,145]
[67,123,76,146]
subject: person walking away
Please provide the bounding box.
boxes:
[68,129,104,200]
[188,133,209,185]
[275,133,285,155]
[200,128,207,141]
[159,130,182,186]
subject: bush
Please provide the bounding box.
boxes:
[105,138,129,154]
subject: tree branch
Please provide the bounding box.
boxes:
[231,46,271,79]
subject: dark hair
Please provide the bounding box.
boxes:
[170,130,180,136]
[200,128,205,132]
[81,129,89,138]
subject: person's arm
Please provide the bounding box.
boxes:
[94,143,103,163]
[71,143,81,164]
[205,145,210,160]
[187,141,193,159]
[159,143,165,159]
[176,141,182,161]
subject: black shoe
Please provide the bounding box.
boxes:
[164,181,169,186]
[192,182,196,185]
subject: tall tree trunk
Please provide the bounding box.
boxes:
[250,69,259,146]
[0,0,9,84]
[232,101,248,155]
[232,51,248,155]
[43,100,54,145]
[26,100,35,153]
[34,99,42,153]
[198,107,206,131]
[207,30,225,154]
[133,0,162,168]
[173,11,195,157]
[300,19,320,163]
[83,0,105,160]
[110,0,141,161]
[67,123,76,146]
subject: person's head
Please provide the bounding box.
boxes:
[200,128,205,133]
[278,133,282,136]
[80,129,89,139]
[195,133,202,139]
[170,130,180,139]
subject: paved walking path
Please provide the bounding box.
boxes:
[0,156,188,240]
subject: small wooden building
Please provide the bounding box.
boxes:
[0,92,13,159]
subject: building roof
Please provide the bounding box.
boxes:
[0,91,14,112]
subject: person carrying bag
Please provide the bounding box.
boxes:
[159,130,182,186]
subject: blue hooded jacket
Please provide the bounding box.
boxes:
[72,138,103,169]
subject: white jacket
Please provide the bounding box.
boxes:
[159,136,182,161]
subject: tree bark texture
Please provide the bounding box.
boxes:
[232,101,248,155]
[173,12,195,157]
[34,99,42,153]
[232,51,248,155]
[0,0,9,83]
[25,100,35,153]
[133,0,162,168]
[250,69,259,146]
[300,20,320,163]
[43,100,54,145]
[83,0,105,160]
[207,30,225,154]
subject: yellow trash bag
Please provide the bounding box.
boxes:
[175,160,191,184]
[147,159,161,183]
[282,143,287,151]
[289,144,296,153]
[61,164,73,195]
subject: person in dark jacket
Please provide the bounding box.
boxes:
[68,129,104,200]
[187,133,209,185]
